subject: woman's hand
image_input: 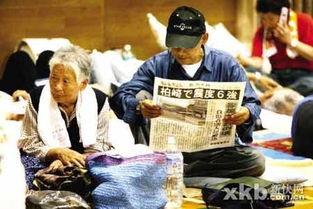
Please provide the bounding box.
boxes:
[47,160,63,172]
[46,148,86,168]
[274,22,292,46]
[12,90,29,101]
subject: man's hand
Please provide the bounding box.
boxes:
[46,148,86,168]
[224,106,250,125]
[138,99,163,119]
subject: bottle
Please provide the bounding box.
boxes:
[121,44,135,60]
[165,136,184,209]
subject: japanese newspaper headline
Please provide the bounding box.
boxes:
[150,78,246,152]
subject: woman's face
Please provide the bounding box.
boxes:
[260,12,280,30]
[49,64,81,106]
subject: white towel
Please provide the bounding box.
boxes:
[37,84,98,148]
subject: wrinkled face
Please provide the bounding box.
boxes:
[260,12,280,30]
[49,64,81,106]
[170,34,208,65]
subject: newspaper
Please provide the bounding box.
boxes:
[150,78,246,152]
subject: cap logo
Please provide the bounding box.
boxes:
[173,23,192,31]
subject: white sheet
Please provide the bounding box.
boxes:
[260,109,292,134]
[0,119,25,209]
[15,38,72,61]
[260,157,313,186]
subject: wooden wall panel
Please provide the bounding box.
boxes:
[0,0,237,78]
[236,0,257,50]
[0,0,104,77]
[103,0,237,60]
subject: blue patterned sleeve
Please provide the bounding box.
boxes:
[109,57,157,124]
[228,60,261,143]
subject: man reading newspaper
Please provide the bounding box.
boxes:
[109,6,265,178]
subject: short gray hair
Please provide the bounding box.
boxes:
[49,45,91,82]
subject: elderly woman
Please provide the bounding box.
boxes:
[20,45,111,170]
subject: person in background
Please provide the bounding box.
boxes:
[238,0,313,96]
[260,87,303,115]
[291,95,313,158]
[246,71,280,91]
[36,50,54,79]
[0,51,36,95]
[19,45,111,171]
[110,6,265,178]
[0,49,54,101]
[246,72,303,116]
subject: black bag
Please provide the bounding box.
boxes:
[26,190,90,209]
[202,177,293,209]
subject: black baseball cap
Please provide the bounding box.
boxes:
[166,6,206,48]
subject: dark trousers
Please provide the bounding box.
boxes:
[131,90,265,178]
[183,146,265,178]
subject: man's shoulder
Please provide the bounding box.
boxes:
[204,46,234,61]
[143,50,172,73]
[148,50,171,61]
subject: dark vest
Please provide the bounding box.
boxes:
[30,86,107,153]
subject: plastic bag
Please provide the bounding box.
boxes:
[26,190,90,209]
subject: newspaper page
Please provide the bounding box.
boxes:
[150,77,246,152]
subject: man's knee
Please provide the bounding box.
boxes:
[249,148,266,176]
